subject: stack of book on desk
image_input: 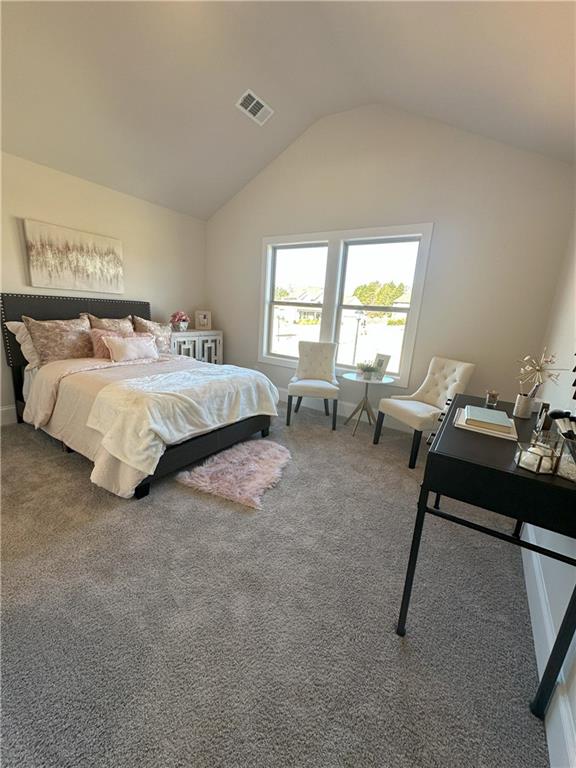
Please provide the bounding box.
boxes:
[454,405,518,441]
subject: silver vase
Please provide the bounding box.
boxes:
[513,394,533,419]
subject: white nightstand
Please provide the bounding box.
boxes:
[171,330,223,364]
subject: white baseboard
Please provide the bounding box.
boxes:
[276,387,412,433]
[0,405,17,426]
[522,525,576,768]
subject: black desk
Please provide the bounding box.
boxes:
[397,394,576,719]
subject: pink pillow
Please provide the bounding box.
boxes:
[103,335,159,363]
[91,329,154,359]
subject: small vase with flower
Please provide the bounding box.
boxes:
[170,310,190,332]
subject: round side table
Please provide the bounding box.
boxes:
[341,372,394,436]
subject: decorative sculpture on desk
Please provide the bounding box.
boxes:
[513,348,559,418]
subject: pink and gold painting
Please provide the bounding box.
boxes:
[24,219,124,294]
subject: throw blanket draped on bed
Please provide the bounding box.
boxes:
[24,356,279,496]
[87,363,279,474]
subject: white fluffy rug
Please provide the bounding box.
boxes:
[177,439,291,509]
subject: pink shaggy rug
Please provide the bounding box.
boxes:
[176,440,291,510]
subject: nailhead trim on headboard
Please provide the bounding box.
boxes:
[1,292,151,369]
[1,298,14,366]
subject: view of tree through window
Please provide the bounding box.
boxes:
[337,240,419,371]
[264,233,424,376]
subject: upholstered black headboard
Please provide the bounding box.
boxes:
[0,293,151,419]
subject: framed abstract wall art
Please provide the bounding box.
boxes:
[24,219,124,294]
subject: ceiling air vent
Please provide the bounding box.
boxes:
[236,90,274,126]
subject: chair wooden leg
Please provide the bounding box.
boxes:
[324,399,330,416]
[408,430,422,468]
[286,395,293,426]
[332,400,338,430]
[373,412,384,444]
[294,396,303,413]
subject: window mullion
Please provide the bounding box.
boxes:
[319,237,342,343]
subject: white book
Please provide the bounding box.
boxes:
[454,408,518,441]
[464,405,514,434]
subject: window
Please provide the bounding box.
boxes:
[260,224,432,387]
[336,240,419,373]
[267,244,328,358]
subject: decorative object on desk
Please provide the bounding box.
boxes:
[548,409,576,439]
[547,409,576,476]
[513,349,560,418]
[170,310,190,331]
[534,402,552,434]
[485,390,499,409]
[195,310,212,330]
[513,394,533,419]
[24,219,123,294]
[356,361,378,381]
[515,431,563,475]
[558,436,576,483]
[373,353,391,378]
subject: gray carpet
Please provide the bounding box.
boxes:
[1,406,548,768]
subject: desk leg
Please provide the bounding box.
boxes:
[396,486,428,637]
[512,520,523,539]
[530,584,576,719]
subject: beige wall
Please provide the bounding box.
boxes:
[1,153,205,412]
[205,105,574,407]
[524,215,576,768]
[539,218,576,412]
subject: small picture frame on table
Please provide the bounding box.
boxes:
[373,353,391,378]
[195,310,212,330]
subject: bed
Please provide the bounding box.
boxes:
[1,293,277,498]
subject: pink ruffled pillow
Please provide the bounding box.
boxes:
[91,329,154,359]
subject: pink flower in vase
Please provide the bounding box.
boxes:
[170,310,190,330]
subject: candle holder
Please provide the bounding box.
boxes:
[485,390,499,409]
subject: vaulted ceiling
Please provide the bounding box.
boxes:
[2,2,574,219]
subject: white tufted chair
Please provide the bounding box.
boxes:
[287,341,339,430]
[373,356,476,467]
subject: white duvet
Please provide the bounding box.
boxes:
[24,356,279,497]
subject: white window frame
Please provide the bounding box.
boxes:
[259,223,433,388]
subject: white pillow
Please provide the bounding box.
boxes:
[5,321,41,369]
[102,334,159,363]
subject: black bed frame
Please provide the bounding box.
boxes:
[1,293,271,498]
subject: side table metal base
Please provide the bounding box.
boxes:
[345,383,376,435]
